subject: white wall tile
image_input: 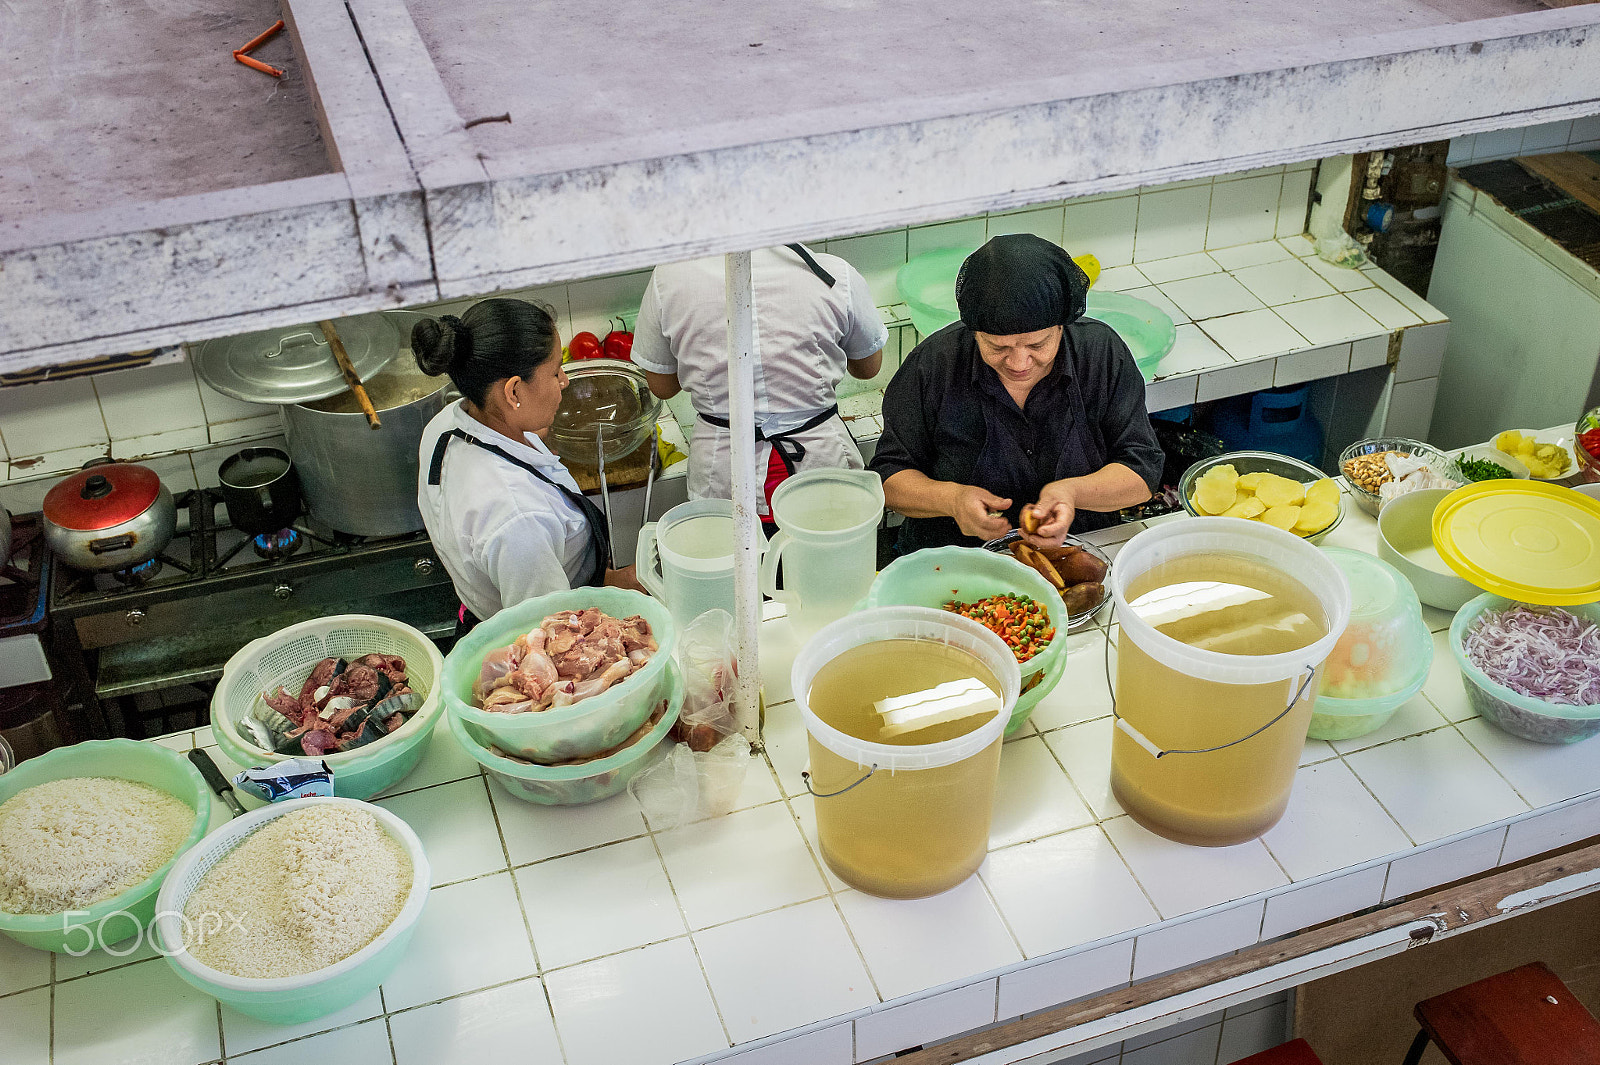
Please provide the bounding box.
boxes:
[1274,344,1352,388]
[1571,114,1600,142]
[0,378,107,455]
[568,270,653,339]
[514,837,684,968]
[1097,265,1149,292]
[1121,1022,1221,1065]
[194,373,278,426]
[655,802,827,930]
[52,959,220,1065]
[1396,322,1449,383]
[0,930,51,996]
[1385,376,1438,441]
[493,786,647,866]
[1134,185,1213,263]
[0,988,50,1065]
[1196,359,1276,403]
[1470,127,1525,162]
[989,206,1066,244]
[719,1025,855,1065]
[1348,288,1422,331]
[997,940,1134,1020]
[827,230,909,307]
[380,873,538,1011]
[92,362,205,440]
[378,776,506,885]
[0,475,52,515]
[1454,717,1595,808]
[1206,175,1282,250]
[1519,120,1573,153]
[696,900,875,1045]
[1500,796,1600,864]
[1217,1001,1289,1063]
[1209,241,1290,272]
[230,1019,393,1065]
[1446,135,1476,167]
[1199,310,1307,362]
[1138,253,1221,285]
[908,218,988,261]
[836,878,1021,1000]
[1152,325,1230,379]
[1064,196,1139,268]
[1132,902,1263,980]
[855,981,996,1062]
[207,411,284,445]
[1124,1011,1225,1054]
[1305,256,1375,292]
[1344,728,1527,845]
[1382,829,1506,901]
[983,826,1157,958]
[990,736,1095,849]
[223,991,383,1056]
[390,979,562,1065]
[1102,817,1289,919]
[1145,375,1198,414]
[1159,274,1263,321]
[1232,259,1337,306]
[7,443,109,480]
[111,426,210,461]
[1262,761,1410,880]
[1277,169,1315,239]
[1260,865,1388,939]
[1274,298,1382,348]
[545,939,729,1065]
[136,452,199,495]
[1349,335,1391,372]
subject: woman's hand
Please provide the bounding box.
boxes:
[952,485,1013,542]
[604,564,646,593]
[1027,483,1078,546]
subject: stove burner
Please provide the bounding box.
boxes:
[253,528,303,561]
[111,558,163,585]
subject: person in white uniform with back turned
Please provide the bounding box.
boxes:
[632,244,889,527]
[412,297,639,636]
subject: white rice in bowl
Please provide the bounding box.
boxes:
[0,777,193,915]
[182,804,410,978]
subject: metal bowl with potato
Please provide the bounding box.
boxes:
[1178,451,1344,545]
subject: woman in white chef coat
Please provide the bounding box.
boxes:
[632,244,888,526]
[413,298,637,634]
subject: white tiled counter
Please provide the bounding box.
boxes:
[5,483,1599,1065]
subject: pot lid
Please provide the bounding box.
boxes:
[191,313,402,405]
[44,464,162,531]
[1432,481,1600,605]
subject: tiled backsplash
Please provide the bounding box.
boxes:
[1447,114,1600,167]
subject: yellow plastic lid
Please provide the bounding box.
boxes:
[1432,481,1600,605]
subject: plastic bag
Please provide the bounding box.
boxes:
[1315,232,1369,270]
[627,610,751,829]
[1377,452,1462,508]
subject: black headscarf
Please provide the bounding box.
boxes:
[955,234,1090,335]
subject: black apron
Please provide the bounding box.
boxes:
[695,404,843,484]
[897,333,1105,554]
[428,428,609,633]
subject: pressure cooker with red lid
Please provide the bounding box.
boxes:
[42,462,176,572]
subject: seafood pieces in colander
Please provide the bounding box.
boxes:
[474,608,658,714]
[249,654,424,757]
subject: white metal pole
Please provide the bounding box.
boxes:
[725,251,763,745]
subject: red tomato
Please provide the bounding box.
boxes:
[602,329,633,361]
[567,332,604,360]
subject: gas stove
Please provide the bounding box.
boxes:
[48,489,458,714]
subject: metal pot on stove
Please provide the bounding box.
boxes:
[218,447,302,536]
[42,462,176,572]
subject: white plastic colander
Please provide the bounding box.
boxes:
[211,615,445,799]
[153,797,430,1024]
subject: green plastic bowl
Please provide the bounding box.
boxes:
[863,547,1068,735]
[452,660,684,805]
[442,588,678,763]
[1450,595,1600,745]
[154,797,429,1025]
[209,615,447,800]
[0,740,210,953]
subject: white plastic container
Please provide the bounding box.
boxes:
[1109,519,1351,846]
[636,498,764,632]
[761,469,884,640]
[792,607,1019,898]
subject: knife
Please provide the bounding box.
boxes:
[188,748,246,818]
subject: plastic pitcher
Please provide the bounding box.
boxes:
[1108,519,1351,846]
[760,469,884,640]
[636,499,763,631]
[792,607,1020,898]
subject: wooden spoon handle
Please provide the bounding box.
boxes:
[319,320,381,429]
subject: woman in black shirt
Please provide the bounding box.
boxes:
[871,235,1164,552]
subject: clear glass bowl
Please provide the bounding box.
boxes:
[1338,437,1454,517]
[1576,406,1600,477]
[1177,450,1343,545]
[549,360,663,466]
[0,735,12,775]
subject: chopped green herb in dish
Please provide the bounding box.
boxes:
[1457,457,1513,482]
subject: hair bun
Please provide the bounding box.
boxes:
[411,315,468,375]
